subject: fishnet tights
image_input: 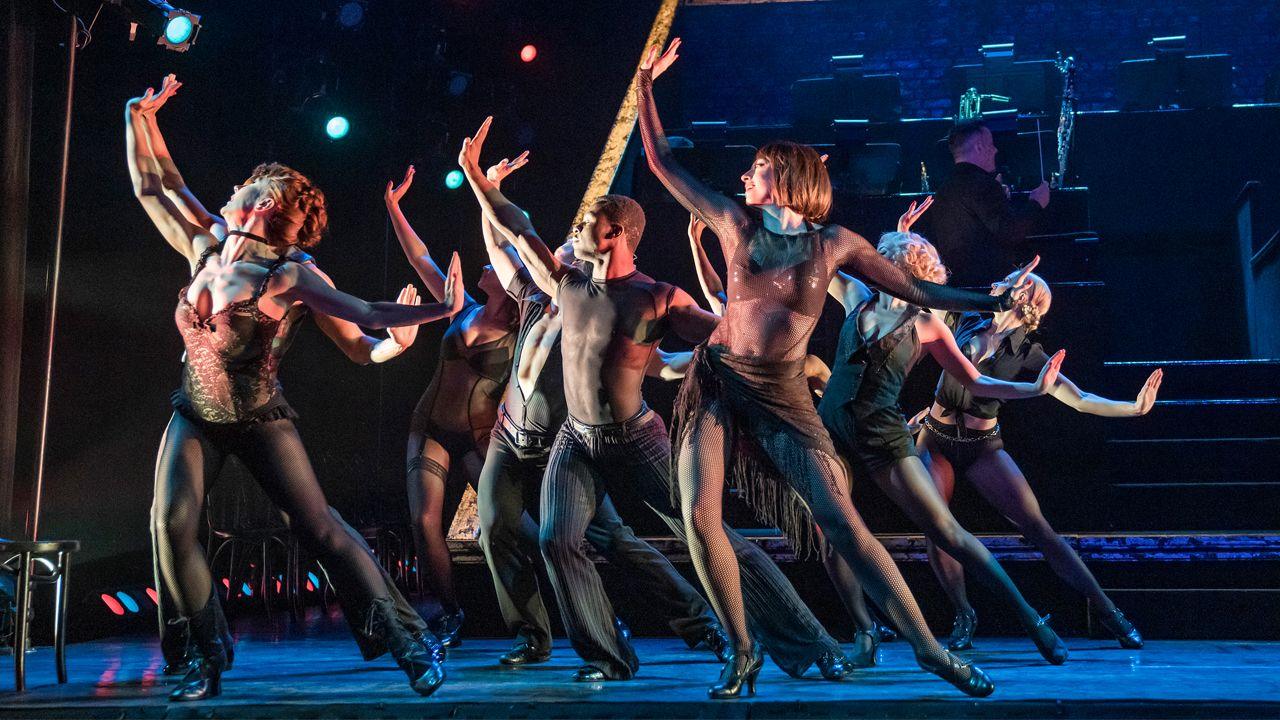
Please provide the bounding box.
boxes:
[677,399,951,668]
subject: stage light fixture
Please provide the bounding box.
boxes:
[520,44,538,63]
[115,591,140,613]
[444,170,465,189]
[336,1,366,29]
[100,594,125,616]
[153,2,201,52]
[325,115,351,140]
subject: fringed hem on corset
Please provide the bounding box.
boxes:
[171,389,298,427]
[671,345,835,558]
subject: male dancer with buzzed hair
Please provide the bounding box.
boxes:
[459,117,853,683]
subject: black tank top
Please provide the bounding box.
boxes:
[500,269,567,435]
[819,293,924,422]
[173,243,305,424]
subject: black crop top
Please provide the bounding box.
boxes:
[933,312,1051,420]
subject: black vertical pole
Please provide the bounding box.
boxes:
[29,11,79,542]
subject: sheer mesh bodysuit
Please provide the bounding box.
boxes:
[638,67,1006,670]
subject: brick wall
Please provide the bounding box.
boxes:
[673,0,1279,124]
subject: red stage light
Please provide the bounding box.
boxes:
[520,45,537,63]
[100,594,125,616]
[145,587,159,604]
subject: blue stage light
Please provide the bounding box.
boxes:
[444,170,465,190]
[164,14,194,44]
[325,116,350,140]
[115,591,140,613]
[241,582,254,597]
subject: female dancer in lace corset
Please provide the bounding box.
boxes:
[638,40,1029,698]
[129,75,460,701]
[815,228,1071,669]
[385,165,518,645]
[916,271,1161,652]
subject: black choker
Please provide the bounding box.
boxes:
[227,229,269,243]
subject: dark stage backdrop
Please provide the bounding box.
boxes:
[15,0,667,566]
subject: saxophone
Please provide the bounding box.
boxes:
[1051,53,1077,189]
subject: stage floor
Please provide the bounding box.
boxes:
[4,630,1280,718]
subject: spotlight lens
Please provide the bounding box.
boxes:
[444,170,465,189]
[337,1,364,28]
[520,45,537,63]
[325,115,350,140]
[164,15,195,44]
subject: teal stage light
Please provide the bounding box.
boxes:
[444,170,465,189]
[325,115,351,140]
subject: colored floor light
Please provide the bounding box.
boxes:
[520,45,537,63]
[325,115,351,140]
[115,592,140,613]
[145,587,159,604]
[101,594,125,616]
[444,169,465,189]
[164,15,195,45]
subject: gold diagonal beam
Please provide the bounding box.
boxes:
[574,0,680,223]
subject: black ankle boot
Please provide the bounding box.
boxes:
[709,642,763,699]
[211,595,235,671]
[847,628,880,668]
[161,617,195,676]
[817,648,853,679]
[947,609,977,651]
[1099,608,1143,649]
[698,624,732,663]
[169,595,228,702]
[1028,614,1069,665]
[918,650,995,698]
[428,608,465,649]
[369,597,447,696]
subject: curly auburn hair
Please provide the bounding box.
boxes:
[876,231,949,284]
[755,141,832,224]
[241,162,328,249]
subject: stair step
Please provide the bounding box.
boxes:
[1108,483,1280,531]
[1106,400,1280,441]
[1101,358,1280,399]
[1105,436,1280,482]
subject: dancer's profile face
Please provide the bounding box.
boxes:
[741,157,775,207]
[220,178,276,228]
[570,207,617,261]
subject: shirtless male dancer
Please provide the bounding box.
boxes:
[459,118,854,683]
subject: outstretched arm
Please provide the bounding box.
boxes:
[479,153,531,291]
[919,313,1065,399]
[831,226,1034,312]
[277,252,465,329]
[133,75,223,232]
[1050,368,1162,417]
[666,286,721,344]
[302,262,422,364]
[637,39,749,256]
[458,117,565,299]
[383,165,459,303]
[125,81,212,267]
[687,214,727,315]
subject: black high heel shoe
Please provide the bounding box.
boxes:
[1099,608,1143,649]
[169,595,228,702]
[847,629,880,668]
[370,598,447,696]
[918,650,995,698]
[709,642,763,699]
[947,609,977,651]
[1028,614,1069,665]
[428,607,465,649]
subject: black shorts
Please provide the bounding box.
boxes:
[918,415,1004,476]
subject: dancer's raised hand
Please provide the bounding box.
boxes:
[688,213,707,247]
[458,116,493,176]
[486,150,530,186]
[129,73,182,115]
[1133,368,1163,415]
[443,252,466,316]
[641,37,681,79]
[389,284,422,346]
[385,165,415,207]
[896,195,934,233]
[1034,349,1066,394]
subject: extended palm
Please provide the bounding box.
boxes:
[1133,369,1163,415]
[897,195,934,233]
[388,285,422,346]
[486,150,530,185]
[1035,349,1066,393]
[130,74,181,116]
[642,38,681,79]
[385,165,415,206]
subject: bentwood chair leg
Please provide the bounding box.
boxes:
[13,551,32,692]
[54,551,70,683]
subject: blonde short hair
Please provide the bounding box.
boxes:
[876,231,949,284]
[1000,270,1052,331]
